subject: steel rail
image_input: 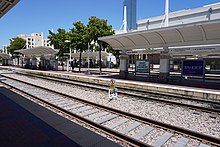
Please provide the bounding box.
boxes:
[15,72,220,114]
[1,78,150,147]
[1,75,220,146]
[17,71,220,104]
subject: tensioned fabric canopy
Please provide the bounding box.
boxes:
[0,53,11,59]
[67,51,109,60]
[99,20,220,50]
[0,0,20,18]
[15,46,58,57]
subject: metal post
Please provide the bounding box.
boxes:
[65,40,71,72]
[123,5,127,32]
[69,47,72,72]
[87,42,90,74]
[165,0,169,27]
[70,47,72,62]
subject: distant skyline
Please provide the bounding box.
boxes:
[1,0,220,48]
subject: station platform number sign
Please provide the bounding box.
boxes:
[109,79,117,99]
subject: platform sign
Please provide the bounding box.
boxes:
[135,60,150,73]
[109,79,117,99]
[182,60,205,76]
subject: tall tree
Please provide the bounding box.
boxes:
[48,28,68,58]
[88,16,114,73]
[69,21,88,72]
[7,37,26,54]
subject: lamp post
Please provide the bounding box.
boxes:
[87,42,90,74]
[65,40,71,72]
[87,40,96,74]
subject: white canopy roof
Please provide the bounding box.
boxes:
[0,53,11,59]
[99,20,220,50]
[15,46,58,57]
[67,51,109,60]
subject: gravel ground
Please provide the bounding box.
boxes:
[128,91,214,108]
[4,74,220,139]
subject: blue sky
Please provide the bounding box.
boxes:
[1,0,220,47]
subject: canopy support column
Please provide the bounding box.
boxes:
[31,56,37,69]
[119,51,129,79]
[159,47,170,80]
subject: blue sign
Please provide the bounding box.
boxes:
[182,60,205,76]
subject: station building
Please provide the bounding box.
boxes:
[100,2,220,79]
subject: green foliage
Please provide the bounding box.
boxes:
[48,16,116,66]
[88,16,114,45]
[69,21,88,52]
[87,16,115,72]
[69,21,89,72]
[7,37,26,54]
[48,28,68,58]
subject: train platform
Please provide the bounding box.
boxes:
[0,86,120,147]
[1,66,220,101]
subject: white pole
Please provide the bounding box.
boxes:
[65,40,71,71]
[88,42,90,73]
[41,32,44,46]
[67,48,72,72]
[123,5,127,32]
[165,0,169,27]
[26,38,28,49]
[2,45,4,53]
[51,29,55,49]
[70,47,72,62]
[5,44,7,54]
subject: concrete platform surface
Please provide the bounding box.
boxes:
[1,66,220,100]
[0,86,120,147]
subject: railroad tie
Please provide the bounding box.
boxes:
[199,143,210,147]
[87,112,109,120]
[120,122,141,134]
[107,118,129,129]
[173,137,189,147]
[71,106,92,113]
[80,109,100,117]
[66,104,85,111]
[133,126,154,140]
[95,114,118,124]
[152,132,173,147]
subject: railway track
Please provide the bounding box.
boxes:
[0,74,219,146]
[15,71,220,115]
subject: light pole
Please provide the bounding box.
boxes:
[65,40,71,72]
[87,42,90,74]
